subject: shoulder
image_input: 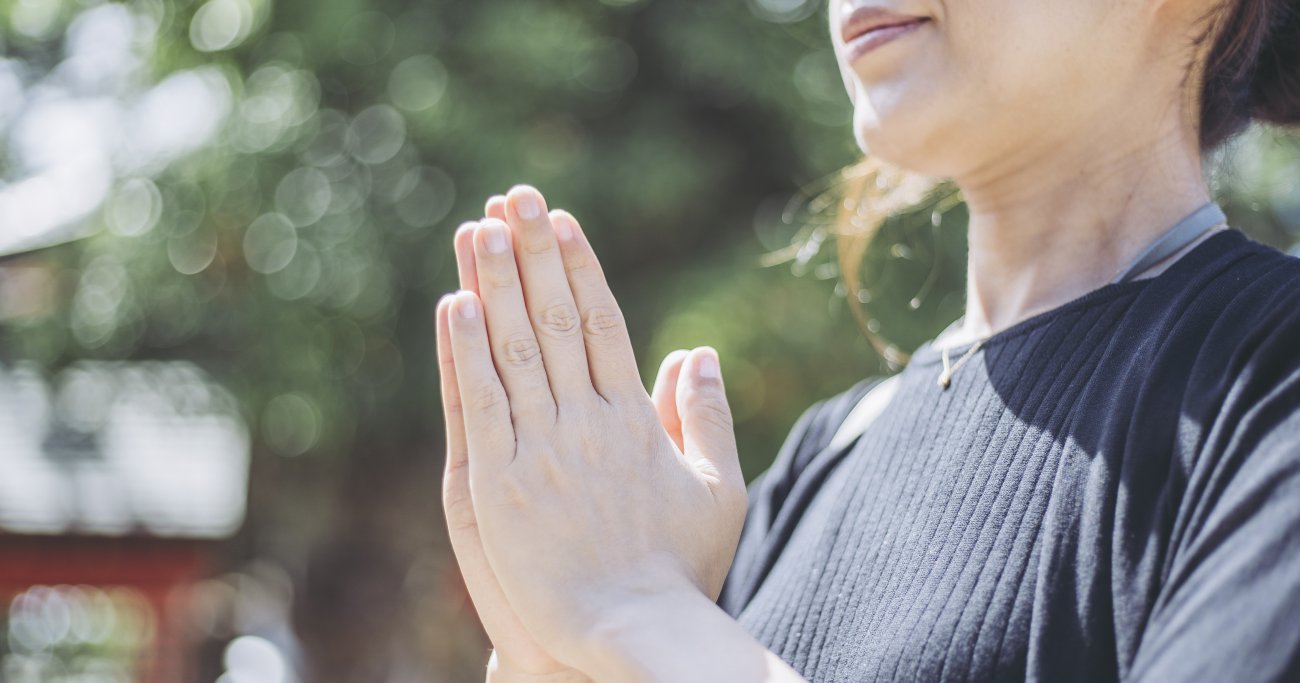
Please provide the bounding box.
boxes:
[1184,228,1300,307]
[745,375,885,521]
[781,375,887,471]
[719,374,886,614]
[1132,229,1300,385]
[1181,231,1300,382]
[1162,230,1300,492]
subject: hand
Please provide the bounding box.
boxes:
[436,185,748,671]
[438,194,592,682]
[440,193,692,681]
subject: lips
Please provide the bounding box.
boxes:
[840,5,929,60]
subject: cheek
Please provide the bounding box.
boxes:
[844,3,1122,174]
[842,32,968,171]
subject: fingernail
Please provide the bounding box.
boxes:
[456,291,478,319]
[554,214,574,241]
[482,223,508,254]
[698,352,720,379]
[516,191,542,220]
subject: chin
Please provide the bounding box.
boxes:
[852,104,960,178]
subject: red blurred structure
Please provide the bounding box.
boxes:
[0,536,210,681]
[0,361,249,681]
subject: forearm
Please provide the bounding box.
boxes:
[575,589,807,683]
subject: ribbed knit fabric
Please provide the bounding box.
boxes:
[718,228,1300,682]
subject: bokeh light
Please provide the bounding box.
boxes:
[0,1,1296,681]
[2,585,155,681]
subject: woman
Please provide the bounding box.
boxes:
[435,0,1300,680]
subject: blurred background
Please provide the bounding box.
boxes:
[0,0,1296,681]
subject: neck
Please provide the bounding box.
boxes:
[948,119,1211,344]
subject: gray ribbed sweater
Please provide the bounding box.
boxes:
[719,228,1300,682]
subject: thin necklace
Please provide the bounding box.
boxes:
[935,202,1227,389]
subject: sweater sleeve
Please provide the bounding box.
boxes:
[1127,307,1300,682]
[718,375,885,616]
[718,395,829,616]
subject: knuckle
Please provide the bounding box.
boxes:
[469,382,508,412]
[521,234,555,255]
[692,397,734,431]
[635,423,664,461]
[583,306,626,342]
[443,496,478,533]
[512,399,557,429]
[567,253,600,273]
[608,400,663,455]
[627,399,662,435]
[499,333,543,367]
[603,385,645,414]
[498,472,531,508]
[556,391,594,421]
[441,489,477,532]
[443,453,469,480]
[536,300,581,337]
[538,451,569,486]
[441,395,463,417]
[482,268,517,290]
[445,510,479,535]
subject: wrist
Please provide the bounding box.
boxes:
[578,588,704,681]
[576,587,770,683]
[574,586,805,683]
[487,650,591,683]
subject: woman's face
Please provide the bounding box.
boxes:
[828,0,1182,179]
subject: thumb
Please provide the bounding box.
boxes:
[675,346,741,485]
[651,349,689,452]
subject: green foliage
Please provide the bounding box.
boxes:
[1,0,1298,677]
[0,0,879,468]
[3,0,1299,472]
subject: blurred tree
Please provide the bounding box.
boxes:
[1,0,1297,680]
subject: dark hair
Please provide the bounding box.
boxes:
[1200,0,1300,149]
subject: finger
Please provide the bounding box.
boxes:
[456,194,507,295]
[437,294,470,480]
[454,221,479,294]
[448,289,517,469]
[651,349,689,453]
[440,296,559,671]
[471,220,558,426]
[504,185,594,402]
[676,346,743,487]
[547,209,644,403]
[439,294,480,539]
[440,297,535,653]
[485,194,507,222]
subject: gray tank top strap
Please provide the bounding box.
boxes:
[926,200,1227,354]
[1110,201,1227,284]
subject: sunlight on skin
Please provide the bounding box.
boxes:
[439,194,590,683]
[437,293,582,683]
[435,185,772,682]
[828,0,1219,344]
[438,0,1225,669]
